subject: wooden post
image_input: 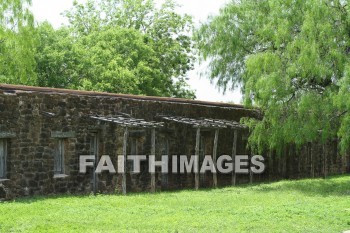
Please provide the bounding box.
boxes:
[92,133,99,195]
[122,127,129,195]
[231,129,238,186]
[0,139,6,179]
[310,142,314,178]
[212,129,219,188]
[323,143,327,179]
[297,146,301,179]
[267,151,272,181]
[151,128,156,193]
[249,154,253,184]
[195,127,200,190]
[283,146,288,178]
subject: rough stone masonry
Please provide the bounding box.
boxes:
[0,84,348,199]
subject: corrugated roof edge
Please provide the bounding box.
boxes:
[0,83,249,110]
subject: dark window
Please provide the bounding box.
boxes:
[90,133,98,193]
[199,136,206,184]
[199,136,206,159]
[0,139,7,179]
[128,138,140,171]
[54,139,65,174]
[90,134,98,159]
[130,138,138,155]
[160,136,169,188]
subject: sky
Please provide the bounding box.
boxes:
[31,0,242,103]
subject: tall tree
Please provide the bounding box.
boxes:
[37,0,195,98]
[35,23,82,88]
[196,0,350,153]
[0,0,36,84]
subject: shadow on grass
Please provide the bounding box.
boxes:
[249,174,350,197]
[2,175,349,204]
[2,188,194,204]
[1,193,95,204]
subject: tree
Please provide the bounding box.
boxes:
[196,0,350,153]
[37,0,195,98]
[35,22,82,88]
[0,0,36,84]
[75,26,176,96]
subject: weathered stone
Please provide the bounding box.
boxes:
[0,132,16,138]
[0,84,347,199]
[51,131,76,138]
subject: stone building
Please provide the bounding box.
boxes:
[0,84,348,199]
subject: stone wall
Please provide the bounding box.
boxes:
[0,86,348,199]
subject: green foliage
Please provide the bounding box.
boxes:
[335,65,350,152]
[0,0,195,98]
[77,27,169,96]
[0,175,349,232]
[196,0,350,153]
[0,0,36,84]
[35,23,81,88]
[34,0,195,98]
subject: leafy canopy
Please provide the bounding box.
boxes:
[0,0,36,84]
[35,0,195,98]
[196,0,350,153]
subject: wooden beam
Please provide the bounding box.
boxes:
[212,129,219,188]
[0,139,6,179]
[249,154,253,184]
[323,143,327,179]
[309,142,314,178]
[195,127,201,190]
[151,128,156,193]
[283,146,287,178]
[122,127,129,195]
[92,133,99,195]
[231,130,238,186]
[297,147,301,179]
[268,151,273,181]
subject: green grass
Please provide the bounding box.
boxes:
[1,175,350,233]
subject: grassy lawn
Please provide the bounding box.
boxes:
[0,175,349,233]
